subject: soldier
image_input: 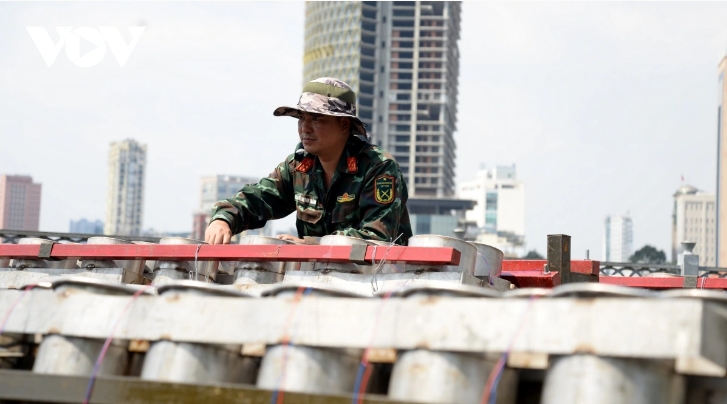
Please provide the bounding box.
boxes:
[205,77,412,245]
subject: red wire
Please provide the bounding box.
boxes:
[355,291,393,403]
[0,284,38,335]
[83,285,151,404]
[275,286,309,404]
[480,296,540,404]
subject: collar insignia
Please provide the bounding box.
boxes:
[347,156,358,173]
[295,157,315,173]
[337,193,356,203]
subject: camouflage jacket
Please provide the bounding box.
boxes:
[210,136,412,245]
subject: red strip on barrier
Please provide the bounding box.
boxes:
[0,244,461,266]
[502,260,600,276]
[500,270,561,288]
[601,276,727,290]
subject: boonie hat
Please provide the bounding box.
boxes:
[273,77,367,136]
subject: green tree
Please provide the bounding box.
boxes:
[522,250,544,259]
[629,245,666,264]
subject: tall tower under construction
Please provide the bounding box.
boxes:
[303,1,461,198]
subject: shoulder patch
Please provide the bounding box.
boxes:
[374,175,395,204]
[295,157,315,173]
[347,156,358,173]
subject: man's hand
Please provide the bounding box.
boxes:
[205,220,232,244]
[275,234,305,243]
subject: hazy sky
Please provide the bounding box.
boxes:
[1,2,726,259]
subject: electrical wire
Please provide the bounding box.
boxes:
[83,285,151,404]
[0,284,38,335]
[352,290,394,404]
[480,295,539,404]
[271,286,312,404]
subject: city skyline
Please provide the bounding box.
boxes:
[1,2,726,258]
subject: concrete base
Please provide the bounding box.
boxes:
[389,349,517,404]
[283,271,482,296]
[0,268,128,288]
[541,355,685,404]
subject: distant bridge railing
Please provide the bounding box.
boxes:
[0,229,161,244]
[600,261,727,278]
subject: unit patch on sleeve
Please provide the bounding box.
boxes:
[336,193,356,203]
[374,175,395,204]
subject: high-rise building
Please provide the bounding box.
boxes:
[603,215,634,262]
[69,218,104,235]
[0,175,42,231]
[304,1,461,197]
[104,139,147,236]
[672,185,716,266]
[717,54,727,265]
[192,175,273,241]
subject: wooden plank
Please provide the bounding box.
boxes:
[0,370,412,404]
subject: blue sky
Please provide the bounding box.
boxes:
[1,2,726,259]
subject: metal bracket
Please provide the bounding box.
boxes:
[38,243,54,259]
[348,244,368,265]
[683,276,697,289]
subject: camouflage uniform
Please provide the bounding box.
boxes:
[209,78,412,245]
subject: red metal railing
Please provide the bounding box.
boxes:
[0,244,461,266]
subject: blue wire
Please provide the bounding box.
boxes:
[270,287,312,404]
[351,362,368,404]
[488,352,509,404]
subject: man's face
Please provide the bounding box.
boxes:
[297,112,350,157]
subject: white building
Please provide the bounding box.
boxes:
[457,165,525,235]
[457,165,525,256]
[603,215,633,262]
[192,175,273,241]
[104,140,146,236]
[672,185,716,266]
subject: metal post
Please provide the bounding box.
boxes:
[81,237,146,284]
[405,235,476,275]
[153,237,218,285]
[32,279,145,376]
[230,236,298,287]
[140,282,257,384]
[389,349,516,404]
[541,355,685,404]
[11,238,76,270]
[256,285,361,395]
[548,234,572,284]
[387,286,517,404]
[469,242,504,279]
[315,235,374,274]
[681,241,699,288]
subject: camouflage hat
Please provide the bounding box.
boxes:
[273,77,367,136]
